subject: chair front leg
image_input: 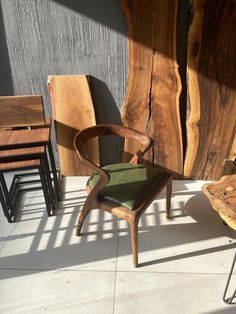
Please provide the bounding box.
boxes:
[76,195,99,236]
[129,217,139,268]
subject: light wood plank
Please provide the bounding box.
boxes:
[48,75,99,176]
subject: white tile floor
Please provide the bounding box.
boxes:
[0,177,236,313]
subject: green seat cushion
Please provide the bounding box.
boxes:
[88,163,168,210]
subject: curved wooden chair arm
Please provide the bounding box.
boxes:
[74,124,153,166]
[74,128,110,192]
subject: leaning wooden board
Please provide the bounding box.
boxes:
[120,0,183,178]
[48,75,99,176]
[184,0,236,180]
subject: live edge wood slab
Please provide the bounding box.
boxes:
[48,75,99,176]
[120,0,183,179]
[184,0,236,180]
[202,175,236,230]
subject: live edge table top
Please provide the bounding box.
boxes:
[202,174,236,230]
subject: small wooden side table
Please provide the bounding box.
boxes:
[203,174,236,304]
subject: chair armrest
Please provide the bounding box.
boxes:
[74,131,110,192]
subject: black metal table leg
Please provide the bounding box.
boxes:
[0,183,12,222]
[0,173,14,216]
[47,142,60,201]
[223,250,236,304]
[42,156,55,207]
[39,165,52,216]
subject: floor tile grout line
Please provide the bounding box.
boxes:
[0,267,232,277]
[0,267,116,273]
[116,270,232,276]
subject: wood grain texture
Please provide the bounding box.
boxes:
[222,159,236,176]
[48,75,99,176]
[121,0,183,178]
[0,95,45,127]
[0,127,50,149]
[120,0,154,160]
[0,159,41,171]
[184,0,236,180]
[0,146,45,158]
[202,175,236,230]
[146,0,183,178]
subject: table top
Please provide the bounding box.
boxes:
[0,127,50,149]
[202,174,236,230]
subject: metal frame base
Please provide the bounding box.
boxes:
[223,250,236,304]
[0,162,57,221]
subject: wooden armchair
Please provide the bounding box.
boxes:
[74,124,172,267]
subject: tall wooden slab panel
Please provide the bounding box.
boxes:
[146,0,183,178]
[48,75,99,176]
[121,0,183,178]
[184,0,236,180]
[120,0,154,161]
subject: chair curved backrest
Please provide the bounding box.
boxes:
[74,124,153,196]
[74,124,152,166]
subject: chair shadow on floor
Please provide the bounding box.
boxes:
[0,184,235,280]
[139,193,236,267]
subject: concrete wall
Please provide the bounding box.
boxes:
[0,0,127,164]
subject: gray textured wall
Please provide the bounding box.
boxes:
[0,0,127,164]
